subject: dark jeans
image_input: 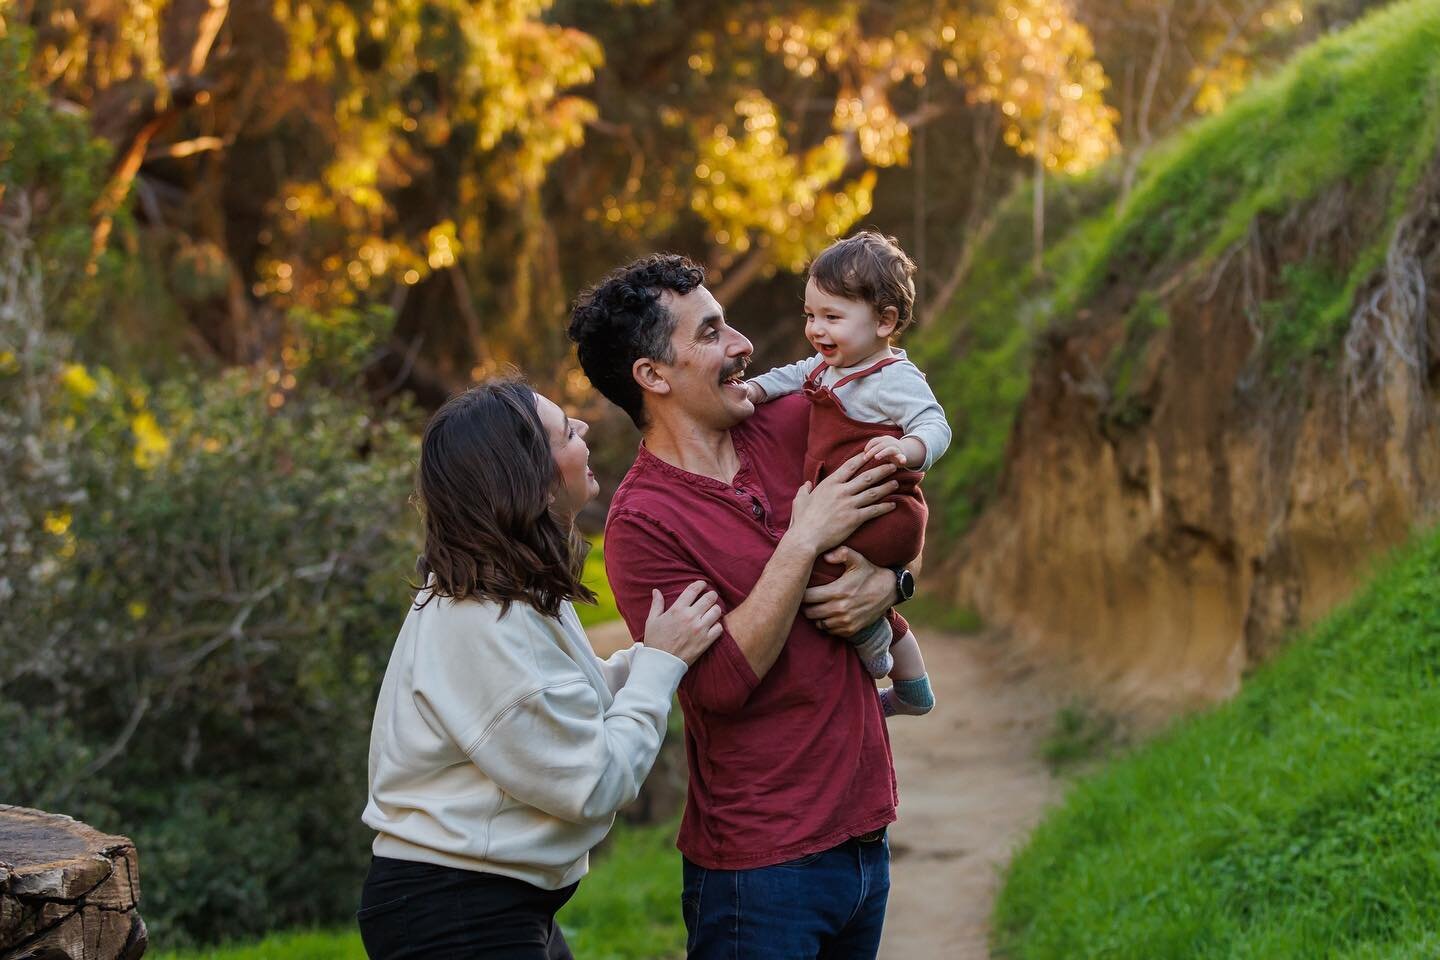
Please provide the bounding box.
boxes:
[357,855,578,959]
[681,831,891,959]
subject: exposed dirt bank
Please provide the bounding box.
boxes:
[949,156,1440,720]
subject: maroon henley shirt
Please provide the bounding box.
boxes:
[603,393,902,870]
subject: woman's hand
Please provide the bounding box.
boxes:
[801,547,897,637]
[642,580,723,666]
[787,452,899,557]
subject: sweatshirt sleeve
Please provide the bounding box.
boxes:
[874,361,951,471]
[463,643,686,825]
[748,355,821,402]
[605,511,761,715]
[594,644,639,695]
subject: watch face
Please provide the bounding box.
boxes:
[897,569,915,601]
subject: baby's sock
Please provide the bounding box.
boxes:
[848,618,894,678]
[880,674,935,717]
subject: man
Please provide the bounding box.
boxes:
[568,254,915,957]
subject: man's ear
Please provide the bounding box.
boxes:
[877,306,900,339]
[633,357,672,397]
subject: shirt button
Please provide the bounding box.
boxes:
[751,500,763,519]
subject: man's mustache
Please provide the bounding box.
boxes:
[721,357,750,380]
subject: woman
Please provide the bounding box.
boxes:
[357,379,721,959]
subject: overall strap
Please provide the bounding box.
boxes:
[804,360,830,387]
[832,355,904,391]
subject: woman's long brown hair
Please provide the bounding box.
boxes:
[412,378,595,618]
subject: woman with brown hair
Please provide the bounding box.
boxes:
[357,379,721,959]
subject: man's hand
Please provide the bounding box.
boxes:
[787,453,898,558]
[801,547,897,638]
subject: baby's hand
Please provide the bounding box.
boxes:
[863,435,908,466]
[745,381,766,404]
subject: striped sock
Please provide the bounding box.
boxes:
[849,618,893,678]
[880,674,935,717]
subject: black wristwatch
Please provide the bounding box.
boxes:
[892,567,915,604]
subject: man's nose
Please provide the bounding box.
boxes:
[725,327,753,357]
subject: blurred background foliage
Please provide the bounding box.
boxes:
[0,0,1386,947]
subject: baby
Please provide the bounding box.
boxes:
[744,231,949,717]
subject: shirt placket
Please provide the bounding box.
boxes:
[730,454,777,539]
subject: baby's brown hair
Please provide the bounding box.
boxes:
[807,231,918,335]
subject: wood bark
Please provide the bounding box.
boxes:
[0,806,146,960]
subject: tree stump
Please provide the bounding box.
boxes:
[0,805,146,960]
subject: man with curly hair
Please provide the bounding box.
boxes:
[568,254,908,958]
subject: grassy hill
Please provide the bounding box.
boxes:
[911,0,1440,539]
[993,521,1440,957]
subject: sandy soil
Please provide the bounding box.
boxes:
[879,631,1064,959]
[588,620,1065,959]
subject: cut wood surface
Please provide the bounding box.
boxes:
[0,805,147,960]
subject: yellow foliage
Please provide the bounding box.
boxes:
[263,0,602,311]
[128,601,148,620]
[131,410,171,470]
[1189,0,1301,119]
[955,0,1119,175]
[60,363,98,398]
[0,350,17,374]
[691,93,874,270]
[43,509,72,536]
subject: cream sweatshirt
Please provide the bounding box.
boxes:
[361,590,687,890]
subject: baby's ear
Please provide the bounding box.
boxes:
[877,305,900,338]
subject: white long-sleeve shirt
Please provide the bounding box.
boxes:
[362,591,686,890]
[748,348,952,471]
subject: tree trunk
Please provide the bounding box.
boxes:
[0,805,147,960]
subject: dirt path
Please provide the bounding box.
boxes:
[590,620,1065,958]
[879,631,1065,958]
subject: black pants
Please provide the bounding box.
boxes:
[357,856,579,959]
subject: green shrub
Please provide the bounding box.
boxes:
[0,354,421,946]
[995,524,1440,958]
[1,196,422,946]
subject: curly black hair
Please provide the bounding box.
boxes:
[567,254,705,428]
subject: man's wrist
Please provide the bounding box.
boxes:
[891,566,916,604]
[778,528,822,563]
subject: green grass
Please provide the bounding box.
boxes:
[558,818,685,959]
[913,0,1440,538]
[577,535,620,627]
[903,592,984,634]
[152,820,685,960]
[994,522,1440,958]
[1040,703,1123,774]
[150,930,367,960]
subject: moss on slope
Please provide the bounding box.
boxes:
[912,0,1440,537]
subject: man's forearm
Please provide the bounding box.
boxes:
[721,533,817,679]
